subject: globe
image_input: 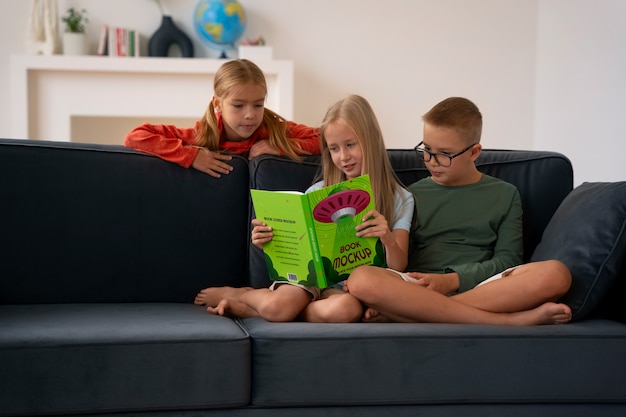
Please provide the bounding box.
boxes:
[193,0,247,58]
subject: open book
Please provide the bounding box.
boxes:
[250,174,385,288]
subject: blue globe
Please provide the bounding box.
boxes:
[193,0,247,57]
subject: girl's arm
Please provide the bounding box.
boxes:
[382,229,410,271]
[285,122,321,155]
[355,211,410,271]
[124,121,201,168]
[356,188,414,271]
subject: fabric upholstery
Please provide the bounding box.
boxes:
[531,182,626,321]
[242,317,626,406]
[0,140,250,304]
[0,304,250,416]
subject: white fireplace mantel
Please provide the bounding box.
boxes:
[10,55,294,143]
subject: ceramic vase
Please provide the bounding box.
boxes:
[148,15,194,57]
[28,0,61,55]
[62,32,88,55]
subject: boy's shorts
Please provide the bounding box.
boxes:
[476,266,520,287]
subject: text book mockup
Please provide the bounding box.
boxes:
[250,174,385,288]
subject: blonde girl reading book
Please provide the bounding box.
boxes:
[124,59,320,178]
[194,94,415,322]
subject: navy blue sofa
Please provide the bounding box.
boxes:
[1,138,625,417]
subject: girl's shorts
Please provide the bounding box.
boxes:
[269,281,346,301]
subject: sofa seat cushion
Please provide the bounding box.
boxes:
[531,182,626,321]
[242,318,626,407]
[0,303,250,416]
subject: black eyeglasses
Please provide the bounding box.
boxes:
[414,141,476,167]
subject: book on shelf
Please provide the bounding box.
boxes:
[98,25,140,57]
[97,24,109,56]
[250,174,386,288]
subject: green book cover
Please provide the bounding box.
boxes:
[250,174,386,288]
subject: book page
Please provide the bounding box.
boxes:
[250,190,323,287]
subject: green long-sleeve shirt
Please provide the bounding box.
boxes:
[407,174,523,292]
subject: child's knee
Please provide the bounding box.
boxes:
[548,260,572,294]
[328,297,363,323]
[346,266,380,299]
[532,260,572,299]
[258,294,309,322]
[258,302,301,322]
[346,266,369,292]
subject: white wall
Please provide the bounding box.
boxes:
[1,0,624,185]
[535,0,626,185]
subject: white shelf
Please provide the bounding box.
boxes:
[11,54,293,75]
[10,55,294,142]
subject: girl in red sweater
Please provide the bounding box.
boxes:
[124,59,320,178]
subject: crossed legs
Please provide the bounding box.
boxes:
[452,260,572,313]
[346,260,572,325]
[194,285,310,322]
[194,284,363,323]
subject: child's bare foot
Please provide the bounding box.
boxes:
[507,302,572,325]
[207,299,259,318]
[194,286,252,307]
[362,307,391,323]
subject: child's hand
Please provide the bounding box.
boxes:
[251,218,273,249]
[405,272,460,295]
[355,210,393,244]
[192,148,233,177]
[356,210,409,272]
[248,140,280,160]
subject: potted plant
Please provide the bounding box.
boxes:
[61,7,89,55]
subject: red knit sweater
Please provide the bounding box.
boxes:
[124,116,321,168]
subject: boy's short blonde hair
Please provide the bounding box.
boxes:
[422,97,482,145]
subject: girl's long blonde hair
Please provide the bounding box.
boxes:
[195,59,303,160]
[319,95,404,227]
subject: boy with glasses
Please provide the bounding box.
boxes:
[345,97,572,325]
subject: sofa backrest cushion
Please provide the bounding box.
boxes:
[531,181,626,321]
[0,140,251,304]
[248,149,573,288]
